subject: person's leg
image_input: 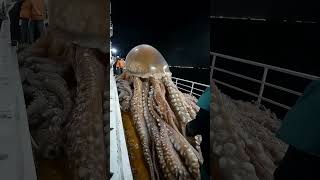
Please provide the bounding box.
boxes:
[9,2,22,46]
[29,20,34,43]
[34,20,45,41]
[9,7,17,45]
[20,18,29,44]
[38,20,45,36]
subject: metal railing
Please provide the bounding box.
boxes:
[210,52,320,110]
[172,77,209,97]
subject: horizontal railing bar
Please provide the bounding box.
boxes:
[264,82,303,96]
[176,82,192,89]
[213,79,259,98]
[214,67,262,83]
[261,97,291,110]
[176,82,206,93]
[210,52,320,80]
[192,87,206,92]
[192,92,202,97]
[214,79,291,110]
[177,86,192,93]
[172,77,210,87]
[213,67,304,96]
[176,87,201,97]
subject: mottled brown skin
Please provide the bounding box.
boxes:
[131,77,156,180]
[162,75,192,137]
[150,78,180,133]
[148,86,193,179]
[117,75,203,180]
[115,44,203,180]
[64,47,107,180]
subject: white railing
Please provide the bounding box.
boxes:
[210,52,320,110]
[172,77,209,97]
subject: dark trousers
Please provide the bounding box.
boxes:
[274,145,320,180]
[186,108,210,179]
[8,2,22,45]
[20,18,30,44]
[30,20,45,43]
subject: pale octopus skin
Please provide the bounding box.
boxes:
[210,82,288,180]
[18,26,109,179]
[117,44,203,180]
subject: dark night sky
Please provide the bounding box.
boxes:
[111,0,210,67]
[210,0,319,117]
[211,0,319,21]
[111,0,319,89]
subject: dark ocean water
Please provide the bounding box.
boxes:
[170,67,210,96]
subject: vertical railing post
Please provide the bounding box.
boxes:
[190,83,194,95]
[175,78,178,85]
[258,67,268,104]
[210,54,216,81]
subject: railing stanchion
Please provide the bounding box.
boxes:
[190,83,194,95]
[175,78,178,85]
[210,55,216,81]
[258,67,268,105]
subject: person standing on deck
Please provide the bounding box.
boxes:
[29,0,45,42]
[186,87,211,180]
[19,0,31,47]
[274,80,320,180]
[116,58,125,75]
[8,0,23,46]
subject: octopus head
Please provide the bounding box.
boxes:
[125,44,171,78]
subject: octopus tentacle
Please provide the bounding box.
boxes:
[165,123,202,179]
[65,47,107,180]
[27,71,72,124]
[144,88,175,180]
[179,91,197,119]
[33,124,63,160]
[142,81,161,180]
[117,79,133,112]
[183,93,200,114]
[41,78,72,124]
[148,86,192,179]
[27,91,47,118]
[131,77,155,180]
[162,75,192,136]
[30,63,67,75]
[150,78,180,133]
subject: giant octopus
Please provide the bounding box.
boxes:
[116,44,203,180]
[17,0,110,179]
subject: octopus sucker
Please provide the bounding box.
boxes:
[131,77,156,180]
[19,22,109,178]
[64,47,107,180]
[117,44,203,179]
[210,83,288,180]
[142,80,161,180]
[148,87,192,179]
[162,76,192,136]
[150,78,180,133]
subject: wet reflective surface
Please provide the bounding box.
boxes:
[125,44,171,77]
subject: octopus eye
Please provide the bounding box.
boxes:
[125,44,171,78]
